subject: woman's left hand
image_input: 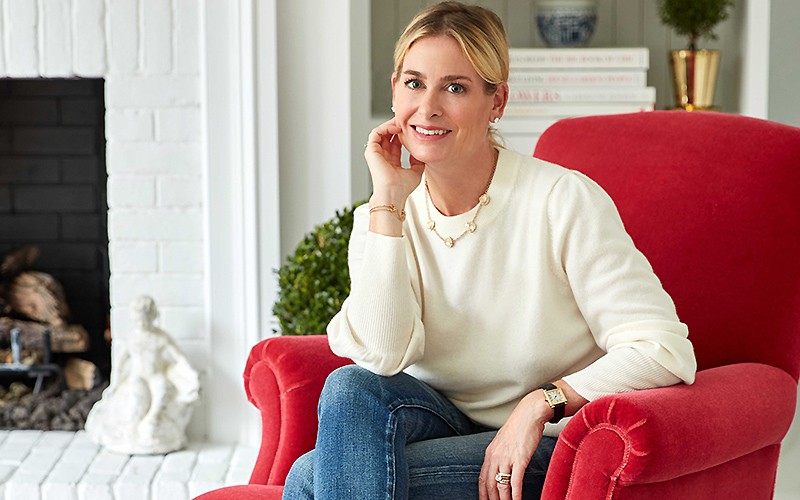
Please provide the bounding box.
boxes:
[479,391,552,500]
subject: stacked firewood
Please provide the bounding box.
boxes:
[0,246,89,354]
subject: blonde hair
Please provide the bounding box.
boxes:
[393,2,510,96]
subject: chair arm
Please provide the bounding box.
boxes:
[543,363,797,498]
[194,485,284,500]
[243,335,353,486]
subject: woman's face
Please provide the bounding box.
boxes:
[392,35,507,166]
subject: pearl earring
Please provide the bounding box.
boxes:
[391,106,396,113]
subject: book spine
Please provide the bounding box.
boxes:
[509,47,649,69]
[507,70,647,87]
[503,102,655,117]
[508,86,656,103]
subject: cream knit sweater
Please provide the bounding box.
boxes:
[327,148,696,434]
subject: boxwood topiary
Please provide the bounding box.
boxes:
[272,201,365,335]
[657,0,734,51]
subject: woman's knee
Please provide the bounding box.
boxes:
[319,364,384,408]
[283,451,314,499]
[319,365,459,426]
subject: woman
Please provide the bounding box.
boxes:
[284,2,696,499]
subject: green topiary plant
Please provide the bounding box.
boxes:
[657,0,734,51]
[272,202,365,335]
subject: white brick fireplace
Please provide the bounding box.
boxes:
[0,0,256,444]
[0,0,373,447]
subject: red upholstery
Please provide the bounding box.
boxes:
[195,336,352,500]
[196,111,800,499]
[194,485,284,499]
[244,335,353,486]
[546,364,795,499]
[533,111,800,381]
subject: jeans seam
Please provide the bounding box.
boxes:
[388,402,467,437]
[386,410,398,500]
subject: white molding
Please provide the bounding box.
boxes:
[350,0,373,202]
[237,0,262,355]
[203,0,261,444]
[256,0,282,340]
[739,0,771,118]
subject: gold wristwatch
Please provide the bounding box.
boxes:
[541,383,567,424]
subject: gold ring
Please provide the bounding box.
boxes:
[495,472,511,485]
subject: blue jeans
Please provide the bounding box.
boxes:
[283,365,556,499]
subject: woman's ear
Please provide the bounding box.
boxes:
[391,73,398,110]
[492,82,509,120]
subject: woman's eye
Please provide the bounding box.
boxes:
[447,83,465,94]
[405,79,422,90]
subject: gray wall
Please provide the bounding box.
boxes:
[768,0,800,127]
[371,0,744,116]
[769,8,800,496]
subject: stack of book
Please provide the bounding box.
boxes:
[505,47,654,116]
[498,47,654,154]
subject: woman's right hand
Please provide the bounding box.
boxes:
[365,119,425,205]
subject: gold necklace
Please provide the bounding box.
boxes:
[424,160,497,248]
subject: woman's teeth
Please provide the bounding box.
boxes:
[414,126,449,136]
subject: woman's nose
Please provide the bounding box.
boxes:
[418,90,443,118]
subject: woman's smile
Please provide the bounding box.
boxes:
[411,125,452,138]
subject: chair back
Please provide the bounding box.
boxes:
[534,111,800,381]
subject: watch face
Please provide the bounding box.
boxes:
[546,389,567,405]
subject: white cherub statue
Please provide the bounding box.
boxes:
[85,295,200,454]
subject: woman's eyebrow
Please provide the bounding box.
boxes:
[402,69,472,82]
[441,74,472,82]
[403,70,425,78]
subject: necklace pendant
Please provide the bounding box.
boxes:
[479,193,490,206]
[444,237,455,248]
[466,221,477,233]
[426,220,436,230]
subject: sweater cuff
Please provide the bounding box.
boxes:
[563,347,683,402]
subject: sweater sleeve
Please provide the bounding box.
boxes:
[326,204,425,376]
[547,172,697,401]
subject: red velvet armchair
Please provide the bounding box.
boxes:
[197,111,800,499]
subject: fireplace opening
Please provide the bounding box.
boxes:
[0,78,110,430]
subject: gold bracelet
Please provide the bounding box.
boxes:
[369,204,406,222]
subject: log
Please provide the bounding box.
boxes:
[64,358,98,390]
[0,348,41,364]
[0,317,89,353]
[0,245,40,279]
[3,271,71,326]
